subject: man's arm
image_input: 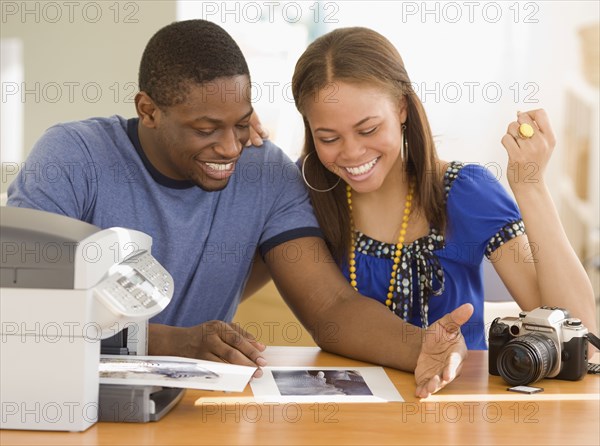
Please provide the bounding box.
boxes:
[148,322,267,376]
[264,236,473,397]
[264,237,420,369]
[241,252,272,301]
[148,252,270,376]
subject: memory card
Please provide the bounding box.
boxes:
[507,385,544,394]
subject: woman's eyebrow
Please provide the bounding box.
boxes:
[314,116,379,133]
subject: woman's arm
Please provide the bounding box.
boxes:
[495,109,597,335]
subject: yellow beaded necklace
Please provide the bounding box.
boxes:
[346,182,414,309]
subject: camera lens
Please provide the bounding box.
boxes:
[497,333,558,386]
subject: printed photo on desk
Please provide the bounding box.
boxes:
[251,367,404,403]
[99,355,256,392]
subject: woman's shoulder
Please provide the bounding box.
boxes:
[439,160,503,199]
[438,160,464,200]
[441,160,520,223]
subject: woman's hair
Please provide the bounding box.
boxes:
[292,27,446,263]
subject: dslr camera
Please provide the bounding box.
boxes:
[489,306,588,386]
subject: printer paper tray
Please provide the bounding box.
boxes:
[98,384,185,423]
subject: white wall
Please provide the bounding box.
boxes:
[3,1,598,207]
[1,0,176,192]
[177,1,598,194]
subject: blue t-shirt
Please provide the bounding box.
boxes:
[342,162,524,349]
[7,116,321,326]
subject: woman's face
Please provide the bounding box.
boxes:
[304,81,407,194]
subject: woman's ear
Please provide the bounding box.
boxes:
[398,96,408,124]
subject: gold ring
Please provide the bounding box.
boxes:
[518,123,534,139]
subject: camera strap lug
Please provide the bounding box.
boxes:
[585,333,600,374]
[586,332,600,350]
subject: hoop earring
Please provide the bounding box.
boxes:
[401,124,408,160]
[301,151,341,193]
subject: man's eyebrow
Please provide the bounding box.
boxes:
[314,116,378,132]
[192,108,254,125]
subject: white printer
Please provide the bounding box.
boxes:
[0,207,174,431]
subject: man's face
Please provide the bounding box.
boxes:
[148,75,253,191]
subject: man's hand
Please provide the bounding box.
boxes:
[246,111,269,147]
[414,303,474,398]
[148,321,267,377]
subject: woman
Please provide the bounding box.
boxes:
[291,27,597,349]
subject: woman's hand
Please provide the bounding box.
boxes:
[246,111,270,147]
[500,109,556,192]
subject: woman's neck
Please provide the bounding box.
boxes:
[353,159,410,208]
[351,162,413,243]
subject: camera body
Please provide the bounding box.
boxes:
[489,306,588,386]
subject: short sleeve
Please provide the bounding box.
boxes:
[7,124,96,221]
[446,163,525,263]
[255,143,322,256]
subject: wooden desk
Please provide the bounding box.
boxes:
[1,347,598,445]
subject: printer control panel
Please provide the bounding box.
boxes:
[94,250,173,318]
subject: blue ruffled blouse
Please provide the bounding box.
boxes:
[342,161,525,349]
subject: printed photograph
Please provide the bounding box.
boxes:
[272,369,373,396]
[99,357,220,381]
[99,355,256,392]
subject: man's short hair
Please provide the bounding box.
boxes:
[139,19,250,107]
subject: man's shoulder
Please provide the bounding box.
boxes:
[35,115,132,162]
[240,139,293,163]
[47,115,127,140]
[226,140,311,208]
[237,140,301,183]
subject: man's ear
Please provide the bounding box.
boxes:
[135,91,160,129]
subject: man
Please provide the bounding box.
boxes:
[7,19,473,398]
